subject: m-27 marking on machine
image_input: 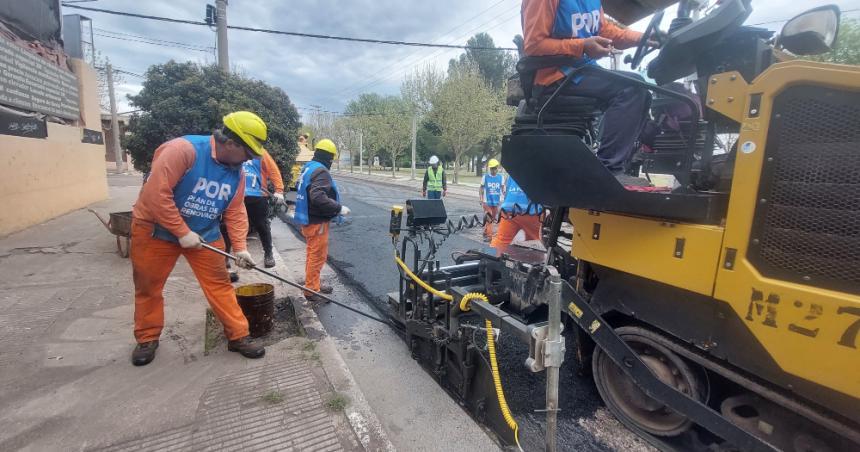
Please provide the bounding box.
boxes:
[746,288,860,348]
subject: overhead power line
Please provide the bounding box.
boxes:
[93,27,215,52]
[61,4,517,51]
[296,106,414,118]
[335,6,521,102]
[94,32,214,53]
[332,3,520,100]
[114,68,145,78]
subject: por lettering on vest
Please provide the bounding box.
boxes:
[192,177,233,201]
[572,10,601,35]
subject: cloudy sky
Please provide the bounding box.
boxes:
[65,0,860,118]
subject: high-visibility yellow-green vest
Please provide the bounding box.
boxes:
[426,166,444,192]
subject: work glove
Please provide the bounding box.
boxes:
[178,231,203,249]
[234,250,256,269]
[339,205,351,216]
[273,192,286,206]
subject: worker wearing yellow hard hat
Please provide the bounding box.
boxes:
[294,138,351,302]
[222,111,268,156]
[129,111,268,366]
[479,159,505,241]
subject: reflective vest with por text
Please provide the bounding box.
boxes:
[152,135,242,243]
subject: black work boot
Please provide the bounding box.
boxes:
[298,279,333,294]
[263,252,275,268]
[304,292,330,304]
[131,340,159,366]
[228,336,265,359]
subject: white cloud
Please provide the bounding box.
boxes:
[73,0,859,116]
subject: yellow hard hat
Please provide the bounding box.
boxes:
[314,138,338,157]
[223,111,268,156]
[487,158,500,168]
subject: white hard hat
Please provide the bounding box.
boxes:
[429,155,439,164]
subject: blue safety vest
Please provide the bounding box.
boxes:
[482,173,503,207]
[153,135,242,243]
[500,176,542,215]
[242,158,264,197]
[294,160,340,226]
[553,0,603,81]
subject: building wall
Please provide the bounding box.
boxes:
[0,59,108,236]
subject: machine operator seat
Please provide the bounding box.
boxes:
[508,36,603,138]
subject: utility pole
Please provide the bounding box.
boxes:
[359,131,364,174]
[216,0,229,72]
[106,60,123,173]
[410,115,417,180]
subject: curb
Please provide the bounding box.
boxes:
[270,228,396,452]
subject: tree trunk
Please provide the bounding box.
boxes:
[453,156,460,185]
[476,141,492,178]
[392,154,397,178]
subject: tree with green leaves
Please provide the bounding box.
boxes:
[344,94,411,176]
[124,61,301,175]
[375,97,412,177]
[807,18,860,65]
[448,33,516,91]
[448,33,516,175]
[345,93,385,174]
[402,63,445,116]
[431,64,503,184]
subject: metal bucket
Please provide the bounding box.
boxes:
[235,283,274,338]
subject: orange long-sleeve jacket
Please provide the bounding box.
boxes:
[259,150,285,195]
[132,136,249,251]
[522,0,642,86]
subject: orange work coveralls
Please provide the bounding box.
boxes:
[301,222,330,294]
[131,137,250,343]
[490,215,542,249]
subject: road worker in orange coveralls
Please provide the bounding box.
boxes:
[490,174,544,250]
[293,139,351,303]
[129,111,267,366]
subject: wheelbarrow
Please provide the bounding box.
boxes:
[90,210,132,258]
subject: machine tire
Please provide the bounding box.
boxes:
[592,325,707,437]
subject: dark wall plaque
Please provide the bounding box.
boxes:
[0,37,80,120]
[0,110,47,138]
[81,128,103,144]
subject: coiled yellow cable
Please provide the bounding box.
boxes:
[394,256,521,449]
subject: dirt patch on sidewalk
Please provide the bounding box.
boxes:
[205,297,302,354]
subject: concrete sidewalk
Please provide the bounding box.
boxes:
[0,174,391,451]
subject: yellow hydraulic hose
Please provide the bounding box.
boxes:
[394,254,521,450]
[462,293,522,451]
[394,255,454,301]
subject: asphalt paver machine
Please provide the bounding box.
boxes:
[389,1,859,450]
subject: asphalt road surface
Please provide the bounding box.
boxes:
[281,175,652,452]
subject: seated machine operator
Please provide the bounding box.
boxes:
[522,0,660,185]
